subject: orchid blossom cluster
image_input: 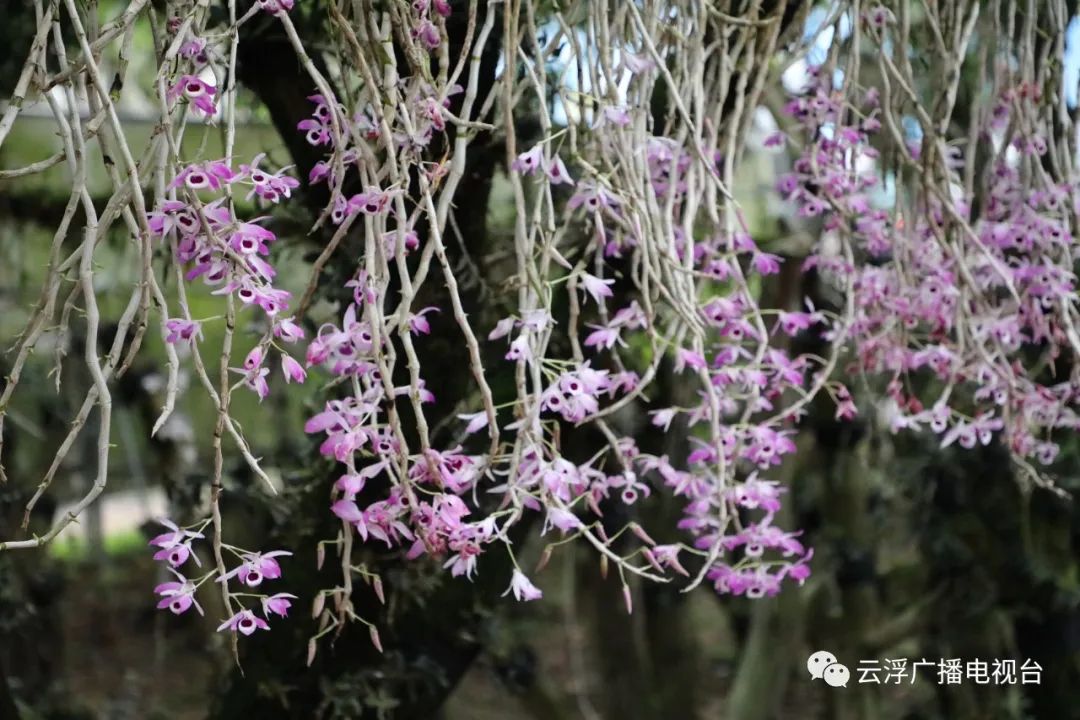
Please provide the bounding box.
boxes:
[148,151,308,401]
[783,4,1080,486]
[290,0,824,636]
[149,517,296,635]
[0,0,313,642]
[0,0,1075,663]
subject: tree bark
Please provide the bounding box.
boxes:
[0,656,21,720]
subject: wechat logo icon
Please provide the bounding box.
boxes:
[807,650,849,688]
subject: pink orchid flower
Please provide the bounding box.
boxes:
[217,609,270,635]
[155,569,204,616]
